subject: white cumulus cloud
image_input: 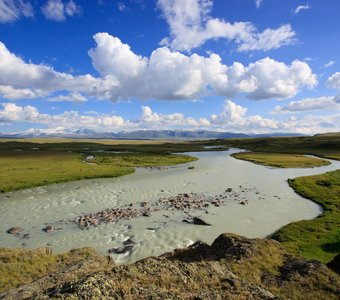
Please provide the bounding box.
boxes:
[89,33,316,101]
[210,100,278,132]
[327,72,340,90]
[41,0,82,22]
[157,0,296,52]
[0,102,39,123]
[0,40,117,100]
[0,34,317,102]
[0,102,125,131]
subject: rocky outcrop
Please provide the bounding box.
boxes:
[1,233,339,299]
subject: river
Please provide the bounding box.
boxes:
[1,149,339,263]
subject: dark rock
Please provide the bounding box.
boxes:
[240,200,248,205]
[23,233,30,239]
[108,245,134,254]
[43,225,54,233]
[327,254,340,274]
[211,233,256,260]
[146,227,158,231]
[183,218,211,226]
[280,256,328,280]
[7,227,23,235]
[172,241,211,261]
[193,217,211,226]
[123,238,135,246]
[142,211,151,217]
[226,188,233,192]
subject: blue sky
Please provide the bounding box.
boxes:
[0,0,339,134]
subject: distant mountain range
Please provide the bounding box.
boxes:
[0,128,304,140]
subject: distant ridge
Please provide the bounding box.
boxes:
[0,129,304,140]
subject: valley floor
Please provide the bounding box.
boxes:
[0,135,339,298]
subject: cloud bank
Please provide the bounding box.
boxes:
[1,100,339,135]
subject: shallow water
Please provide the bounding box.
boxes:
[1,149,339,263]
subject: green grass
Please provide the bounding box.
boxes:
[0,150,196,192]
[231,152,330,168]
[271,169,340,263]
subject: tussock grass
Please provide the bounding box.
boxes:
[231,152,330,168]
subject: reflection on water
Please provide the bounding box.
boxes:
[0,149,339,263]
